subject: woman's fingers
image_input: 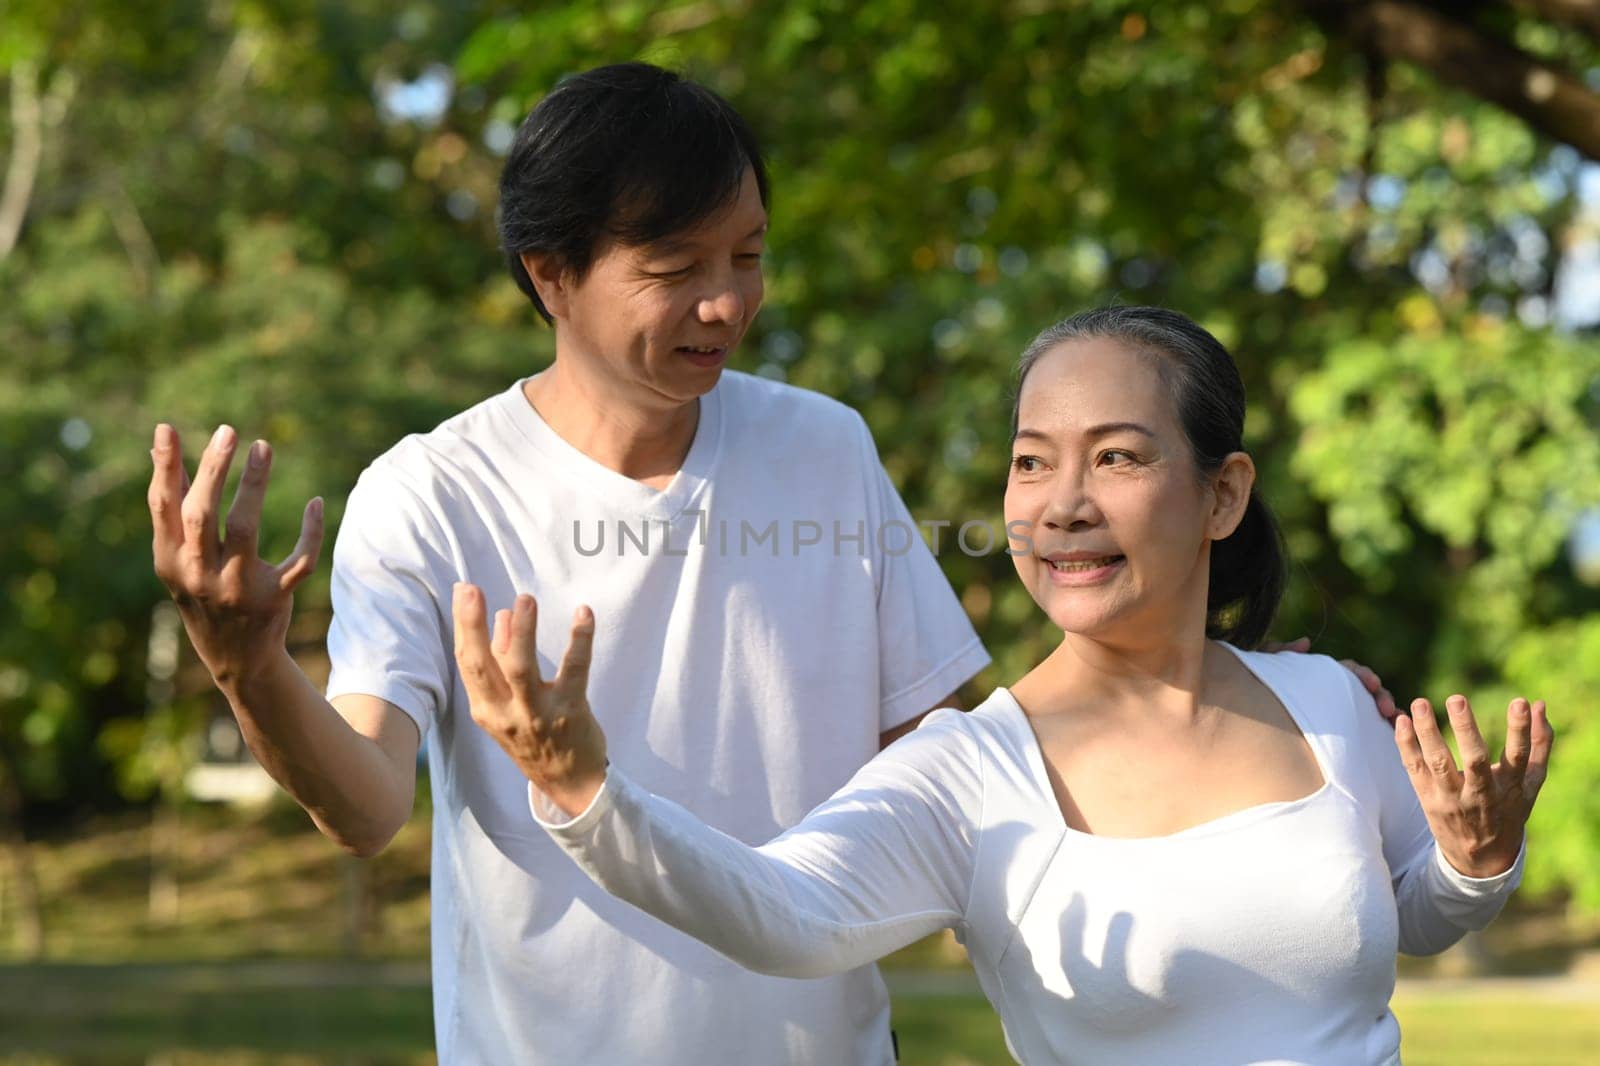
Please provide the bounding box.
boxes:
[1525,700,1554,796]
[1393,713,1431,793]
[1446,694,1493,794]
[496,594,543,693]
[1409,697,1461,790]
[555,606,595,697]
[454,583,508,705]
[1501,698,1532,783]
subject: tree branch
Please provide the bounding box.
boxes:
[0,61,44,261]
[1314,0,1600,159]
[1513,0,1600,42]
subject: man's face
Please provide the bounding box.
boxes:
[554,168,767,409]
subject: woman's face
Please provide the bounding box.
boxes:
[1004,337,1246,643]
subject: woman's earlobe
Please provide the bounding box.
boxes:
[1211,453,1256,539]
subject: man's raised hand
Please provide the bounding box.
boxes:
[148,423,323,690]
[453,584,608,816]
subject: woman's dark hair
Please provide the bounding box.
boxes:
[498,62,769,323]
[1011,306,1286,648]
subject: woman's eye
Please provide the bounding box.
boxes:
[736,252,764,265]
[1098,450,1135,467]
[1011,455,1042,473]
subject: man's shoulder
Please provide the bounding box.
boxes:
[720,370,866,429]
[364,384,520,484]
[718,370,870,450]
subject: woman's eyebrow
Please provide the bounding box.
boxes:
[1085,421,1156,439]
[1012,422,1155,444]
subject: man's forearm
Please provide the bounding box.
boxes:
[223,651,414,857]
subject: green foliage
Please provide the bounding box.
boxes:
[1504,620,1600,910]
[4,1,1598,912]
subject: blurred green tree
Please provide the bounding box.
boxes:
[2,0,1598,933]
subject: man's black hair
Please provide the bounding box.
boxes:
[498,62,769,324]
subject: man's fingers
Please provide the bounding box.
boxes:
[274,497,325,592]
[453,583,507,703]
[555,606,595,697]
[1409,698,1461,787]
[222,440,271,561]
[1446,694,1492,791]
[149,423,188,570]
[180,425,238,569]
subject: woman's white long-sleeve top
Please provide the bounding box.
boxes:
[533,649,1523,1065]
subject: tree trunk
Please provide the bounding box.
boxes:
[148,794,181,924]
[0,754,45,958]
[341,852,374,957]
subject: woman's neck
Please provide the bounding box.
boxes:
[1015,602,1221,724]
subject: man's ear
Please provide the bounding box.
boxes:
[1208,451,1256,541]
[521,252,570,320]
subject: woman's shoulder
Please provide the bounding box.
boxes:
[920,688,1035,746]
[1222,645,1368,731]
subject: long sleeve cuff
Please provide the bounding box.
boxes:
[529,772,616,835]
[1421,839,1525,928]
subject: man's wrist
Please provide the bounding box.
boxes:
[218,645,302,706]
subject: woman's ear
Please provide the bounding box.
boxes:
[521,252,571,320]
[1208,452,1256,540]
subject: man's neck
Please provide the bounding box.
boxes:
[522,361,701,488]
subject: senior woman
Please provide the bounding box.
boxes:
[454,306,1551,1064]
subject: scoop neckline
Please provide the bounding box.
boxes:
[992,644,1334,845]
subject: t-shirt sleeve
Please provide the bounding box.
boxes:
[531,707,982,979]
[325,462,457,743]
[856,417,990,731]
[1339,665,1524,956]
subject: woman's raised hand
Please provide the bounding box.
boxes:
[453,584,609,816]
[1395,695,1553,878]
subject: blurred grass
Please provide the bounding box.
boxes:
[888,990,1600,1065]
[2,966,1597,1064]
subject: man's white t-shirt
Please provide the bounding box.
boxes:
[325,370,990,1064]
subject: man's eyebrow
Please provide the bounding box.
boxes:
[1011,422,1155,444]
[641,237,691,257]
[639,222,767,258]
